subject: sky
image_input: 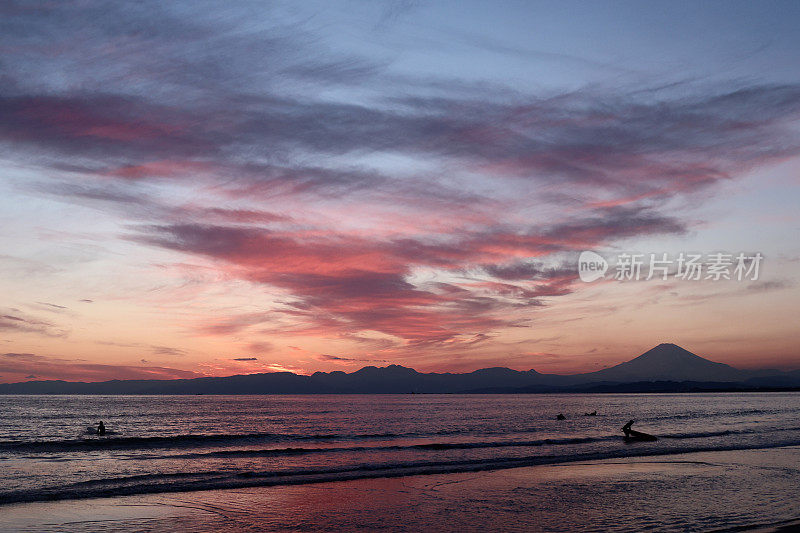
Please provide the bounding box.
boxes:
[1,0,799,383]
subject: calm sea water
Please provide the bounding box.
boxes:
[1,393,799,509]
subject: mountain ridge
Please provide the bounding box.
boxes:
[1,343,797,394]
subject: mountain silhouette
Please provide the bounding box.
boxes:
[1,343,796,394]
[580,343,747,383]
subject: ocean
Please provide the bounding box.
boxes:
[2,393,800,531]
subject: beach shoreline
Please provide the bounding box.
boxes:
[3,445,799,532]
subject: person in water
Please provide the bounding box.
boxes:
[97,421,106,436]
[621,419,659,441]
[622,420,634,437]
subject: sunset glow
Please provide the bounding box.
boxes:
[2,1,799,383]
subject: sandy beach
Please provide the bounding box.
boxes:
[3,445,799,532]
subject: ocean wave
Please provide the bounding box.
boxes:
[660,425,800,440]
[142,436,609,461]
[3,438,800,506]
[135,428,800,461]
[0,430,443,453]
[647,407,791,422]
[5,424,800,455]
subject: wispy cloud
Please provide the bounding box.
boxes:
[0,311,67,338]
[0,352,199,383]
[1,2,798,375]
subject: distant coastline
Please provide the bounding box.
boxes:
[2,344,799,395]
[2,384,800,396]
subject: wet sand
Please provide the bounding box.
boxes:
[2,446,799,532]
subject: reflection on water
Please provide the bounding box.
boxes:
[3,447,800,532]
[1,393,799,510]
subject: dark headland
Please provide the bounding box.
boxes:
[2,344,799,395]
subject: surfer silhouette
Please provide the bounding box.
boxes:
[556,413,566,420]
[622,420,657,442]
[622,420,634,437]
[97,421,106,436]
